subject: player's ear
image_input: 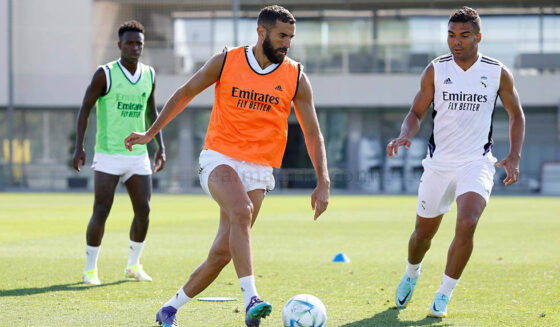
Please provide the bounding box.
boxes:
[476,32,482,43]
[117,40,122,50]
[257,25,267,41]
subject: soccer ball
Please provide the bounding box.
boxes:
[282,294,327,327]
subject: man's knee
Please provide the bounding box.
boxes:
[456,214,479,238]
[93,202,111,219]
[208,247,231,268]
[413,223,438,242]
[229,202,253,227]
[134,202,151,220]
[412,214,442,243]
[412,229,435,243]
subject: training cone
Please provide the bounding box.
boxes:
[332,252,351,263]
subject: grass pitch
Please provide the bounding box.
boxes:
[1,193,559,326]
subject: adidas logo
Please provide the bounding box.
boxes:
[274,85,283,91]
[444,78,453,84]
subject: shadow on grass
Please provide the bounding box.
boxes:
[341,307,451,327]
[0,280,129,297]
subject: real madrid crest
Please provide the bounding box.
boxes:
[480,76,488,88]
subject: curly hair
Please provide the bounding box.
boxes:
[257,5,296,30]
[118,20,145,39]
[449,6,481,33]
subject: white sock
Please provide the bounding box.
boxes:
[406,260,422,278]
[163,287,192,310]
[85,245,100,271]
[437,274,459,298]
[127,240,144,267]
[239,275,259,308]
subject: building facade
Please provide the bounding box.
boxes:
[0,0,559,193]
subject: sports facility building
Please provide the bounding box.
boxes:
[0,0,559,193]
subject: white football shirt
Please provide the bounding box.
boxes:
[428,53,502,164]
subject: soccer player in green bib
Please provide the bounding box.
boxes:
[72,20,165,285]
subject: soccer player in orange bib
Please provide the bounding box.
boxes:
[125,5,330,327]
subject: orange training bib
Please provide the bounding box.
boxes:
[204,46,300,168]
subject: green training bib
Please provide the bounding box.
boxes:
[95,60,154,155]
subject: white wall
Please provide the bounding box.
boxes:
[515,75,560,107]
[93,2,135,67]
[9,0,93,107]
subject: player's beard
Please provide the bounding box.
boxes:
[263,34,287,64]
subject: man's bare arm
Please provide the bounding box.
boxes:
[293,72,330,220]
[387,64,435,157]
[145,77,166,172]
[496,66,525,186]
[73,68,106,171]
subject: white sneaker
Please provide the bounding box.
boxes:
[125,264,152,281]
[83,269,101,285]
[429,292,449,318]
[395,273,418,308]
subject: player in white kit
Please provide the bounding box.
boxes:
[387,7,525,317]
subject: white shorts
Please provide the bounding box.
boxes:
[416,156,497,218]
[198,149,275,200]
[91,152,151,182]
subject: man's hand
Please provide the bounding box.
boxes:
[72,147,86,172]
[311,181,330,220]
[124,132,152,151]
[386,137,411,157]
[154,148,166,173]
[496,153,520,186]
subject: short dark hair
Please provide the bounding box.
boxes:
[449,6,481,33]
[118,20,145,39]
[257,5,296,30]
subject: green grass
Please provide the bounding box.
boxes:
[1,193,559,326]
